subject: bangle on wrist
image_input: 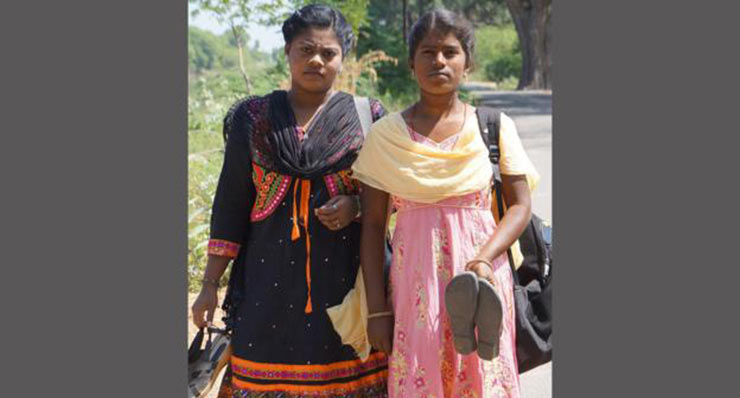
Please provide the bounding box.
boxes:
[465,258,493,271]
[367,310,393,320]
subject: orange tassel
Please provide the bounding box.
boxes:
[300,179,313,314]
[291,179,300,241]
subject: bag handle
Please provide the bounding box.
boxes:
[354,96,372,137]
[188,328,206,363]
[476,107,518,280]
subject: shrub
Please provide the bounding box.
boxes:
[485,52,522,83]
[472,24,521,86]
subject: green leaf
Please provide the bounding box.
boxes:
[188,207,208,224]
[189,224,210,238]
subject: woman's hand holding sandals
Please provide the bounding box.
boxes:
[466,259,496,285]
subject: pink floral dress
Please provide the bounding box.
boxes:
[387,126,521,398]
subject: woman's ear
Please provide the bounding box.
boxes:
[284,44,291,57]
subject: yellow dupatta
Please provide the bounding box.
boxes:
[351,112,492,203]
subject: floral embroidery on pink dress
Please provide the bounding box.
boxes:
[387,125,521,398]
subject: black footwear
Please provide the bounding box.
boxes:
[475,279,504,360]
[188,326,231,398]
[444,271,479,355]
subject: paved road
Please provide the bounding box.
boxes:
[465,83,553,398]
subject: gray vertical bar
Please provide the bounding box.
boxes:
[556,1,739,397]
[1,1,187,396]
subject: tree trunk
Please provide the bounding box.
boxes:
[236,41,253,94]
[231,25,252,94]
[505,0,552,90]
[402,0,408,41]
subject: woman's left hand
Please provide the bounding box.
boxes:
[466,260,496,286]
[315,195,359,231]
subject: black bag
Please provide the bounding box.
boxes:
[476,107,553,374]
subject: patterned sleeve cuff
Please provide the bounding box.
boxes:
[370,99,386,121]
[207,239,241,258]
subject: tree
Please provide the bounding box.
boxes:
[359,1,416,99]
[439,0,551,90]
[189,27,244,71]
[402,0,409,42]
[189,27,222,71]
[417,0,426,20]
[504,0,551,90]
[441,0,511,26]
[190,0,287,94]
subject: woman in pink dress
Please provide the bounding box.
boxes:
[352,9,539,398]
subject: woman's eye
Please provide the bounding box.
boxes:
[323,51,336,58]
[302,47,312,54]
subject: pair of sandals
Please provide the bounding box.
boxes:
[445,271,503,360]
[188,326,231,398]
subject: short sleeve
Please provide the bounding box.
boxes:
[208,101,257,258]
[369,98,387,122]
[499,112,540,194]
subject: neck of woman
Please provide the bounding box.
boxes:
[287,86,334,111]
[415,90,463,118]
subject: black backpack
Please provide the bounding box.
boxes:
[476,107,553,374]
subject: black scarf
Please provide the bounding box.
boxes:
[249,90,363,179]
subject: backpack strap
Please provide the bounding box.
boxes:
[475,106,502,178]
[354,96,373,137]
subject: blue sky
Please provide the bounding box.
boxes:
[188,2,285,52]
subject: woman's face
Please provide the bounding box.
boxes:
[410,31,469,95]
[285,27,343,94]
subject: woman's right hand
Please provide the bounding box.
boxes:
[191,285,218,328]
[367,315,394,354]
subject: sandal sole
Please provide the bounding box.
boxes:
[444,271,479,355]
[475,278,503,360]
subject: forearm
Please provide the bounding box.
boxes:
[360,220,389,312]
[359,185,391,313]
[202,255,231,285]
[476,202,531,262]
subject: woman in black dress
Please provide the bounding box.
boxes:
[190,4,388,397]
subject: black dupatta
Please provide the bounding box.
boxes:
[250,90,364,179]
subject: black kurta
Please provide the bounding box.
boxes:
[208,92,388,398]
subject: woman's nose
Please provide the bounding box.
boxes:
[432,52,445,67]
[307,53,323,67]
